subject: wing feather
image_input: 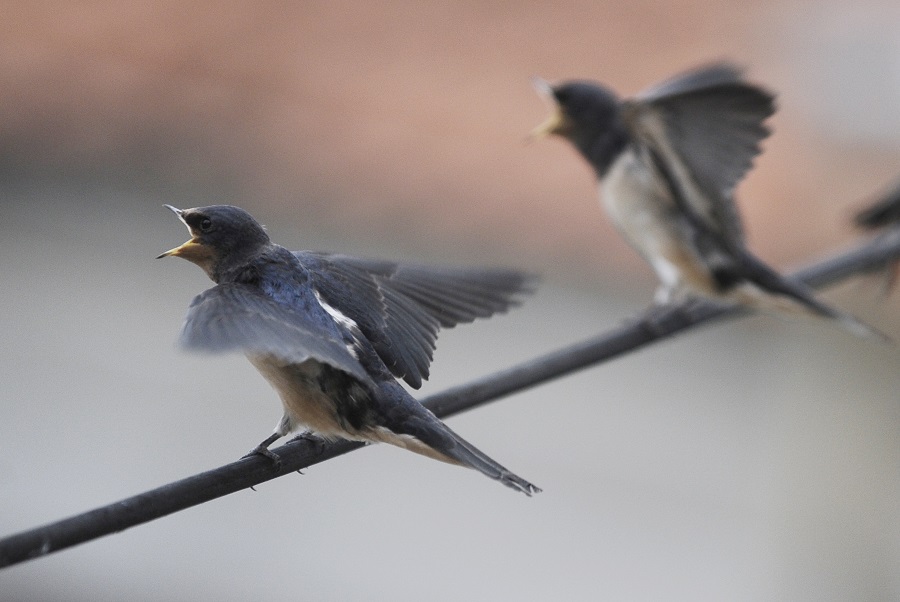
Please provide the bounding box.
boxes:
[625,63,775,246]
[179,282,370,383]
[298,252,534,388]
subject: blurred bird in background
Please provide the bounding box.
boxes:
[158,204,540,495]
[531,64,883,340]
[855,178,900,294]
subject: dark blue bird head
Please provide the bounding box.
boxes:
[157,204,271,280]
[531,78,629,176]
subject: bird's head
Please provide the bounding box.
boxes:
[157,204,271,280]
[530,78,627,176]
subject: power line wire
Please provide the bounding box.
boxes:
[1,228,898,569]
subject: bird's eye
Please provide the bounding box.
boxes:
[199,217,213,232]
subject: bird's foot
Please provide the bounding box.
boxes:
[636,297,713,336]
[678,297,715,320]
[288,431,327,456]
[242,433,283,469]
[635,303,684,336]
[244,445,282,468]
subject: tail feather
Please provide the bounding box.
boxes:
[733,251,891,343]
[373,384,541,495]
[432,424,542,496]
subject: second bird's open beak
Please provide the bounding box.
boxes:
[528,76,569,140]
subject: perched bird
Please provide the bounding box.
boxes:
[158,204,540,495]
[531,64,881,338]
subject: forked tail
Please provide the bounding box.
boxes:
[375,384,542,495]
[736,252,891,343]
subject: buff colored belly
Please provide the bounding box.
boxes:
[600,149,714,295]
[247,354,346,438]
[247,354,453,463]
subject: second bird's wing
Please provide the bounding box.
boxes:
[625,63,775,247]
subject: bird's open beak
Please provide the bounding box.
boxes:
[528,76,569,141]
[156,239,207,260]
[156,205,212,264]
[157,205,188,258]
[163,204,184,218]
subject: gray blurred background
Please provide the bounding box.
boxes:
[2,2,900,600]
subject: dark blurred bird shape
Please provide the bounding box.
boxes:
[158,204,540,495]
[855,178,900,293]
[532,63,883,340]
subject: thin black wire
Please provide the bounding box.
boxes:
[1,228,898,569]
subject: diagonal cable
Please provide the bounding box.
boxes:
[1,227,898,569]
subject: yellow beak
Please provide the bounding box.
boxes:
[156,204,214,265]
[156,238,205,260]
[158,205,190,259]
[529,107,570,140]
[528,76,570,140]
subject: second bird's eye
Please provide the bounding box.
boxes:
[199,217,213,232]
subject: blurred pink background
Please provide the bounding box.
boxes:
[5,1,900,274]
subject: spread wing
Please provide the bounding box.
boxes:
[297,252,535,389]
[179,282,370,383]
[624,63,775,246]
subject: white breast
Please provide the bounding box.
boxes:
[600,148,712,296]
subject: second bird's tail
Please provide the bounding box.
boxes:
[734,251,890,343]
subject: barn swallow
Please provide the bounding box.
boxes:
[158,204,540,495]
[531,63,882,339]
